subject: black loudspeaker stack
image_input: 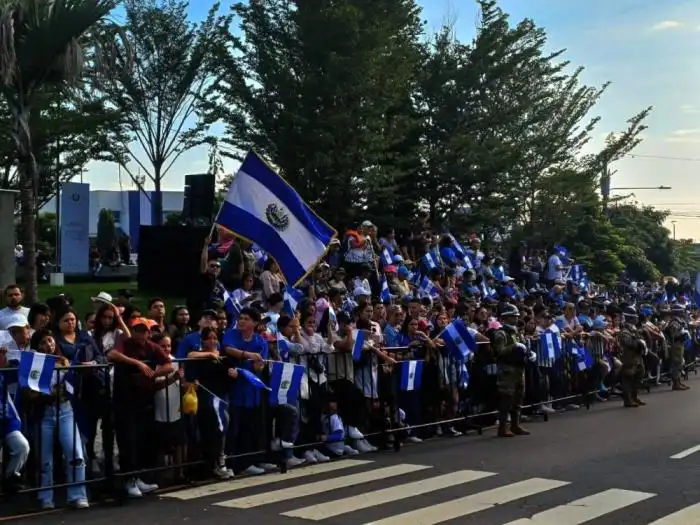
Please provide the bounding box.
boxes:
[137,225,209,297]
[182,173,216,223]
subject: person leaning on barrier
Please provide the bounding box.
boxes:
[664,304,690,391]
[492,304,536,438]
[619,306,647,408]
[0,347,29,493]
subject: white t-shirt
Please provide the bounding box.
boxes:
[546,254,563,281]
[154,362,181,423]
[0,330,28,363]
[0,307,30,330]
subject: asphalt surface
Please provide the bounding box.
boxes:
[11,376,700,525]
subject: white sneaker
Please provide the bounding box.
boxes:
[355,439,375,453]
[347,426,364,440]
[435,426,444,436]
[243,465,266,475]
[70,498,90,509]
[326,442,345,456]
[343,444,359,456]
[281,440,294,449]
[286,456,305,468]
[135,478,158,494]
[448,427,462,437]
[303,450,319,463]
[539,404,556,414]
[407,436,422,444]
[125,479,142,498]
[312,449,330,462]
[213,466,233,479]
[258,463,278,472]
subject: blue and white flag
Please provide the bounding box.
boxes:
[216,151,337,287]
[571,345,594,372]
[422,252,437,271]
[283,288,305,316]
[223,289,242,319]
[418,276,438,298]
[268,361,305,405]
[400,360,423,391]
[276,333,302,361]
[18,352,57,395]
[380,247,393,267]
[237,368,272,391]
[380,275,392,303]
[540,330,561,359]
[351,329,366,361]
[569,264,585,283]
[0,378,20,429]
[210,391,229,432]
[442,319,477,360]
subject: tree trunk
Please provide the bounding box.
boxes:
[19,162,38,303]
[153,166,163,226]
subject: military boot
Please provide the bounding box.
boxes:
[672,379,690,391]
[631,391,646,406]
[510,410,530,436]
[622,391,638,408]
[497,411,513,438]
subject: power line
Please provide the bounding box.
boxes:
[624,153,700,162]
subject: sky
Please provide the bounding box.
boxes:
[83,0,700,240]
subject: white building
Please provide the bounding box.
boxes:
[43,189,184,248]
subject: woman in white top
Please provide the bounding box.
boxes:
[260,258,285,302]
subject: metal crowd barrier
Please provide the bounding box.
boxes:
[0,334,697,509]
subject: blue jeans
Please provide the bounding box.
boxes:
[37,402,87,506]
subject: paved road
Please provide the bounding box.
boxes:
[12,377,700,525]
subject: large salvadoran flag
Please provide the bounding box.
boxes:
[216,151,337,287]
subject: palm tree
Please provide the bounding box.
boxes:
[0,0,127,302]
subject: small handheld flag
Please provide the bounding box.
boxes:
[268,361,305,405]
[442,319,476,360]
[400,360,423,391]
[237,368,271,391]
[351,329,366,361]
[18,352,57,395]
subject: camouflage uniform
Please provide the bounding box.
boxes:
[619,307,646,407]
[665,306,689,390]
[492,305,530,437]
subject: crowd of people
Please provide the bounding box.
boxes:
[0,212,698,511]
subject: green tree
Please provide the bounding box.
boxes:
[0,0,128,302]
[96,208,117,257]
[0,88,127,211]
[211,0,425,228]
[101,0,227,226]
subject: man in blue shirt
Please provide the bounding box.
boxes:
[221,308,269,475]
[175,309,218,360]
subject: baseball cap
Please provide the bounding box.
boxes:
[4,314,28,329]
[130,317,157,329]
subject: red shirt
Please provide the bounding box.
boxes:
[113,337,170,402]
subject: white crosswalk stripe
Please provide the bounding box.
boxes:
[502,489,655,524]
[646,502,700,524]
[164,459,373,500]
[214,463,430,509]
[282,469,496,521]
[159,459,700,524]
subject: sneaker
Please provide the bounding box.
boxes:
[243,465,266,475]
[213,466,233,479]
[539,404,556,413]
[136,478,158,494]
[362,439,378,451]
[448,426,462,437]
[70,498,90,509]
[258,463,278,472]
[125,479,143,498]
[407,435,423,444]
[39,501,55,510]
[565,403,580,410]
[312,449,330,462]
[355,439,375,453]
[286,456,305,468]
[281,440,294,449]
[326,442,345,456]
[303,450,319,463]
[435,426,444,436]
[343,444,359,456]
[347,426,364,440]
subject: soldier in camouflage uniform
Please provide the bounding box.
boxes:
[619,306,647,407]
[665,304,690,391]
[492,304,536,437]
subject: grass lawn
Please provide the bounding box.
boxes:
[37,282,185,316]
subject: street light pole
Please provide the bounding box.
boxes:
[671,220,677,240]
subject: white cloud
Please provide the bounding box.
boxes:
[651,20,682,31]
[671,128,700,136]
